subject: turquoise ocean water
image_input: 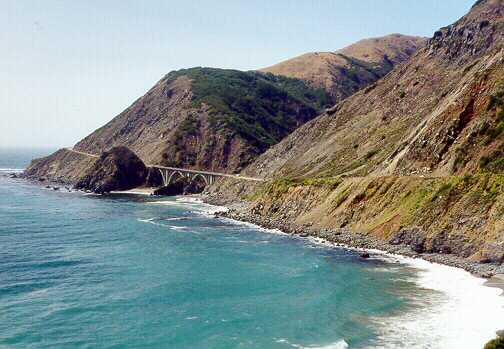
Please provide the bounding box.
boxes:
[1,148,501,349]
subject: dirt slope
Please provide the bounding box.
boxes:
[249,0,504,180]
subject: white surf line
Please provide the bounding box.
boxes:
[367,257,504,349]
[275,338,348,349]
[150,197,504,348]
[0,168,24,172]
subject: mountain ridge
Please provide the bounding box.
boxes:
[260,33,427,103]
[208,0,504,267]
[25,68,333,183]
[25,33,424,183]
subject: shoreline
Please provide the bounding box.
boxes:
[110,187,155,195]
[195,195,504,343]
[8,170,504,281]
[201,194,504,280]
[196,195,504,342]
[215,207,504,278]
[5,173,504,343]
[108,188,504,284]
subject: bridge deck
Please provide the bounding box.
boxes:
[65,148,264,182]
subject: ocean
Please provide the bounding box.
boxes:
[0,148,503,349]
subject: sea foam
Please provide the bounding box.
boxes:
[153,198,504,348]
[367,257,504,349]
[275,338,348,349]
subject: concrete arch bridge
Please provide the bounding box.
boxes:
[153,166,219,186]
[64,148,264,187]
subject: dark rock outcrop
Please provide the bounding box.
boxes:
[389,227,427,253]
[75,146,147,194]
[153,177,205,196]
[145,167,163,187]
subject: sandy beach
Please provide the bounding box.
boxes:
[111,187,155,195]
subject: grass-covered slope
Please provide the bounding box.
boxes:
[260,34,427,103]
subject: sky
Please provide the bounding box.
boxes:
[1,0,476,149]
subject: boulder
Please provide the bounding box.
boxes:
[479,243,504,264]
[388,227,426,253]
[75,146,147,194]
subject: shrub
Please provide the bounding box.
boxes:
[163,67,331,154]
[487,89,504,111]
[480,150,504,172]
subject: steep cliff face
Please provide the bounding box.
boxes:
[226,174,504,264]
[260,34,427,103]
[248,0,504,180]
[214,0,504,263]
[26,68,329,183]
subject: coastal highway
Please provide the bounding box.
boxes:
[64,147,264,182]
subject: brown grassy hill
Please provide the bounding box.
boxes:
[260,34,427,102]
[250,1,504,179]
[216,0,504,265]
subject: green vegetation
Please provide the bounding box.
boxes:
[164,67,331,153]
[339,54,392,82]
[430,182,454,202]
[266,176,343,194]
[487,87,504,111]
[480,149,504,173]
[484,336,504,349]
[479,86,504,145]
[177,114,200,136]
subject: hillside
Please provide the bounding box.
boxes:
[25,33,424,184]
[211,0,504,266]
[25,68,330,182]
[260,34,427,103]
[248,0,504,179]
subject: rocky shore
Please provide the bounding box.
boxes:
[205,197,504,278]
[12,164,504,280]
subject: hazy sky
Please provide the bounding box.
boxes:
[1,0,475,148]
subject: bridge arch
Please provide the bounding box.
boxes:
[167,171,187,185]
[191,173,209,185]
